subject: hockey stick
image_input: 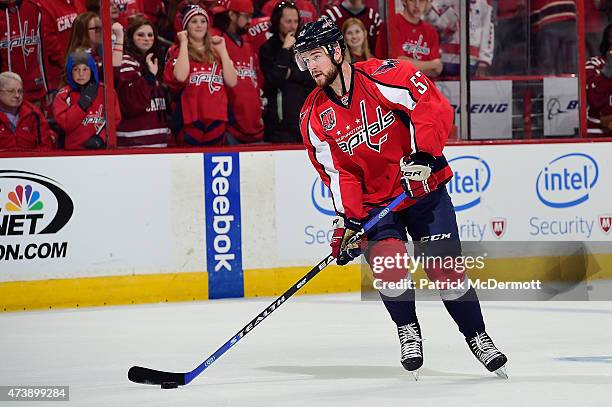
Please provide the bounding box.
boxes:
[128,192,408,388]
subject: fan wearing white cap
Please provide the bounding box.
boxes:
[163,4,238,146]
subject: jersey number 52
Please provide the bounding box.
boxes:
[410,71,428,95]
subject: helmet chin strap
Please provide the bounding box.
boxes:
[328,44,347,98]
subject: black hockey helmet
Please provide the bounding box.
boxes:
[294,16,345,71]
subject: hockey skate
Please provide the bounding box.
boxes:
[466,332,508,379]
[397,322,423,380]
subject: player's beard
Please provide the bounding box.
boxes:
[316,64,339,87]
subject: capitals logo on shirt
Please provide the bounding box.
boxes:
[373,59,399,76]
[0,21,39,56]
[403,35,431,60]
[336,100,393,155]
[189,62,224,94]
[320,107,336,131]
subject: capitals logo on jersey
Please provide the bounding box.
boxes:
[320,107,336,131]
[403,35,432,61]
[189,62,223,94]
[372,59,399,76]
[0,21,39,56]
[336,100,393,155]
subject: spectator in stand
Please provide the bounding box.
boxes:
[423,0,493,76]
[586,24,612,136]
[260,1,314,142]
[0,72,55,151]
[116,17,171,147]
[342,18,372,62]
[112,0,144,27]
[261,0,318,23]
[64,12,125,79]
[0,0,48,105]
[52,51,121,149]
[492,0,526,76]
[529,0,576,75]
[376,0,442,77]
[160,0,208,43]
[163,4,237,146]
[324,0,382,56]
[212,0,264,144]
[41,0,86,94]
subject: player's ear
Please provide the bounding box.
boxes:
[333,44,343,64]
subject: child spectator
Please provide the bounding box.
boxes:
[116,17,171,147]
[0,0,48,104]
[52,51,121,149]
[376,0,442,77]
[342,18,372,62]
[212,0,264,144]
[163,4,237,146]
[0,72,55,151]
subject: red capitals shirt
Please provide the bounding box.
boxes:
[163,44,228,145]
[300,59,453,220]
[40,0,86,90]
[113,0,144,27]
[0,0,47,102]
[223,33,263,143]
[52,83,121,150]
[246,16,271,58]
[377,14,441,61]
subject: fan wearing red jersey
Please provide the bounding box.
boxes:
[375,0,442,77]
[295,16,508,379]
[324,0,381,55]
[163,4,237,146]
[211,0,264,143]
[587,24,612,136]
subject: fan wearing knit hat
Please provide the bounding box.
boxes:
[162,3,238,146]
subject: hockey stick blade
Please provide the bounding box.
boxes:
[128,366,186,386]
[128,192,408,387]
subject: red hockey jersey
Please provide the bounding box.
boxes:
[223,33,263,143]
[0,0,47,102]
[115,53,171,147]
[163,44,228,145]
[376,14,441,61]
[300,59,453,220]
[324,3,382,55]
[52,83,121,150]
[40,0,86,90]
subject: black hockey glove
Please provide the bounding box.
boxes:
[400,152,438,199]
[78,82,98,112]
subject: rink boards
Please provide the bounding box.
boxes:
[1,141,611,311]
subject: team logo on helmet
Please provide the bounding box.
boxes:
[320,107,336,131]
[373,59,399,76]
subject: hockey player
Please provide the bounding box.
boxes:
[295,16,507,379]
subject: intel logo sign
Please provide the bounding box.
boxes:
[536,153,599,208]
[447,155,491,211]
[311,179,335,216]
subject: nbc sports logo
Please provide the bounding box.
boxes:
[5,184,44,212]
[599,215,611,234]
[490,218,506,239]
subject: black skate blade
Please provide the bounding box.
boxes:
[128,366,186,386]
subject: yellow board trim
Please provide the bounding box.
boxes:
[1,254,611,312]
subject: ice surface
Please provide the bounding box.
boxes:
[1,294,611,406]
